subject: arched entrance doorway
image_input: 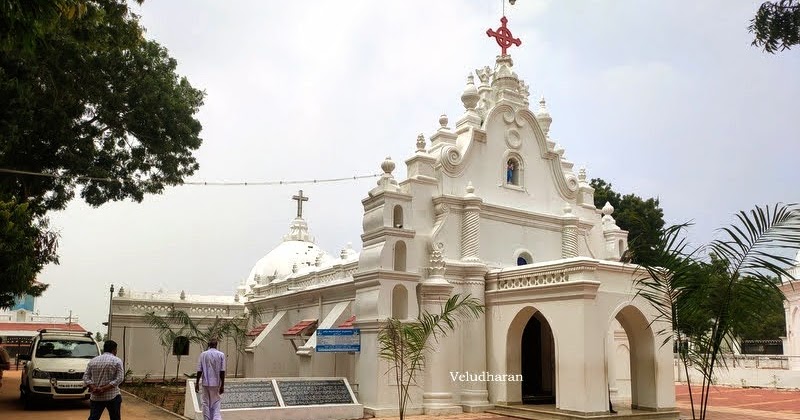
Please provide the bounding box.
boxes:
[609,305,657,410]
[521,312,555,404]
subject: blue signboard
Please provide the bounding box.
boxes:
[316,328,361,352]
[11,294,34,312]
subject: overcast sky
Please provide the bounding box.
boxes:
[34,0,799,335]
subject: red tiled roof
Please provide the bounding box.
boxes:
[0,322,86,333]
[283,319,317,337]
[246,323,268,337]
[338,315,356,328]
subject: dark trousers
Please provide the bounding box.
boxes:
[88,394,122,420]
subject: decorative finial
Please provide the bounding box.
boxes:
[465,182,476,196]
[537,95,553,136]
[439,114,449,129]
[381,156,395,175]
[292,262,298,273]
[487,16,521,56]
[519,80,530,99]
[315,252,323,267]
[416,133,426,152]
[234,294,240,302]
[118,286,125,297]
[180,290,186,300]
[563,203,573,215]
[461,74,479,110]
[602,201,614,216]
[578,167,587,182]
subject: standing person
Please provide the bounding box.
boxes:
[83,340,125,420]
[0,337,11,388]
[195,338,226,420]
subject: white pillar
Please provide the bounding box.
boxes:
[459,265,492,412]
[420,281,462,415]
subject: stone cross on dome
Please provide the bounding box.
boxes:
[292,189,309,218]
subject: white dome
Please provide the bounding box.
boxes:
[238,215,338,296]
[243,240,335,289]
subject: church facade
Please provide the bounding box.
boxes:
[110,50,678,417]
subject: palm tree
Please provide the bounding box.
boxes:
[144,309,195,382]
[378,294,484,420]
[636,203,800,420]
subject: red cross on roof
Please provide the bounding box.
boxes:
[487,16,521,55]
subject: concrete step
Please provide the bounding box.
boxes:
[487,405,680,420]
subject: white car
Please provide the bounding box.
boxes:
[18,330,100,408]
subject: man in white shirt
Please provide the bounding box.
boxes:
[195,337,226,420]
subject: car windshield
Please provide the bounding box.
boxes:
[35,339,99,358]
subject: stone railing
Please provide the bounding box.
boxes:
[486,258,602,292]
[252,261,359,298]
[675,354,798,370]
[124,303,244,317]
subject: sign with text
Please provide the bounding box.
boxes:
[276,379,354,406]
[219,381,279,409]
[316,328,360,352]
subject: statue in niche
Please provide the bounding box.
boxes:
[506,160,515,184]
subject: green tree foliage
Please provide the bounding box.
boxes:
[0,0,204,307]
[732,276,786,340]
[750,0,800,53]
[636,204,800,420]
[0,1,89,52]
[94,331,103,342]
[0,199,57,307]
[378,294,484,420]
[590,178,665,266]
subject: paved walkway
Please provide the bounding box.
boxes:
[675,384,800,420]
[4,370,799,420]
[0,371,183,420]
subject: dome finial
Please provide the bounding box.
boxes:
[536,95,553,136]
[381,156,395,175]
[602,201,614,216]
[461,74,479,110]
[439,113,449,129]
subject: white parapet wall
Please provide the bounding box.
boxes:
[674,356,800,389]
[185,377,363,420]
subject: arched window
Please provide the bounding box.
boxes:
[506,158,521,185]
[393,205,404,229]
[172,336,190,356]
[392,285,408,319]
[516,251,533,266]
[393,241,407,271]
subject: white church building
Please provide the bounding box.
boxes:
[110,23,679,418]
[780,252,800,370]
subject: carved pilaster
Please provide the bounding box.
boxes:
[461,182,483,262]
[562,204,579,258]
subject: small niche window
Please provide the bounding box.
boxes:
[506,158,521,186]
[394,241,407,271]
[172,336,190,356]
[393,205,404,229]
[392,285,408,319]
